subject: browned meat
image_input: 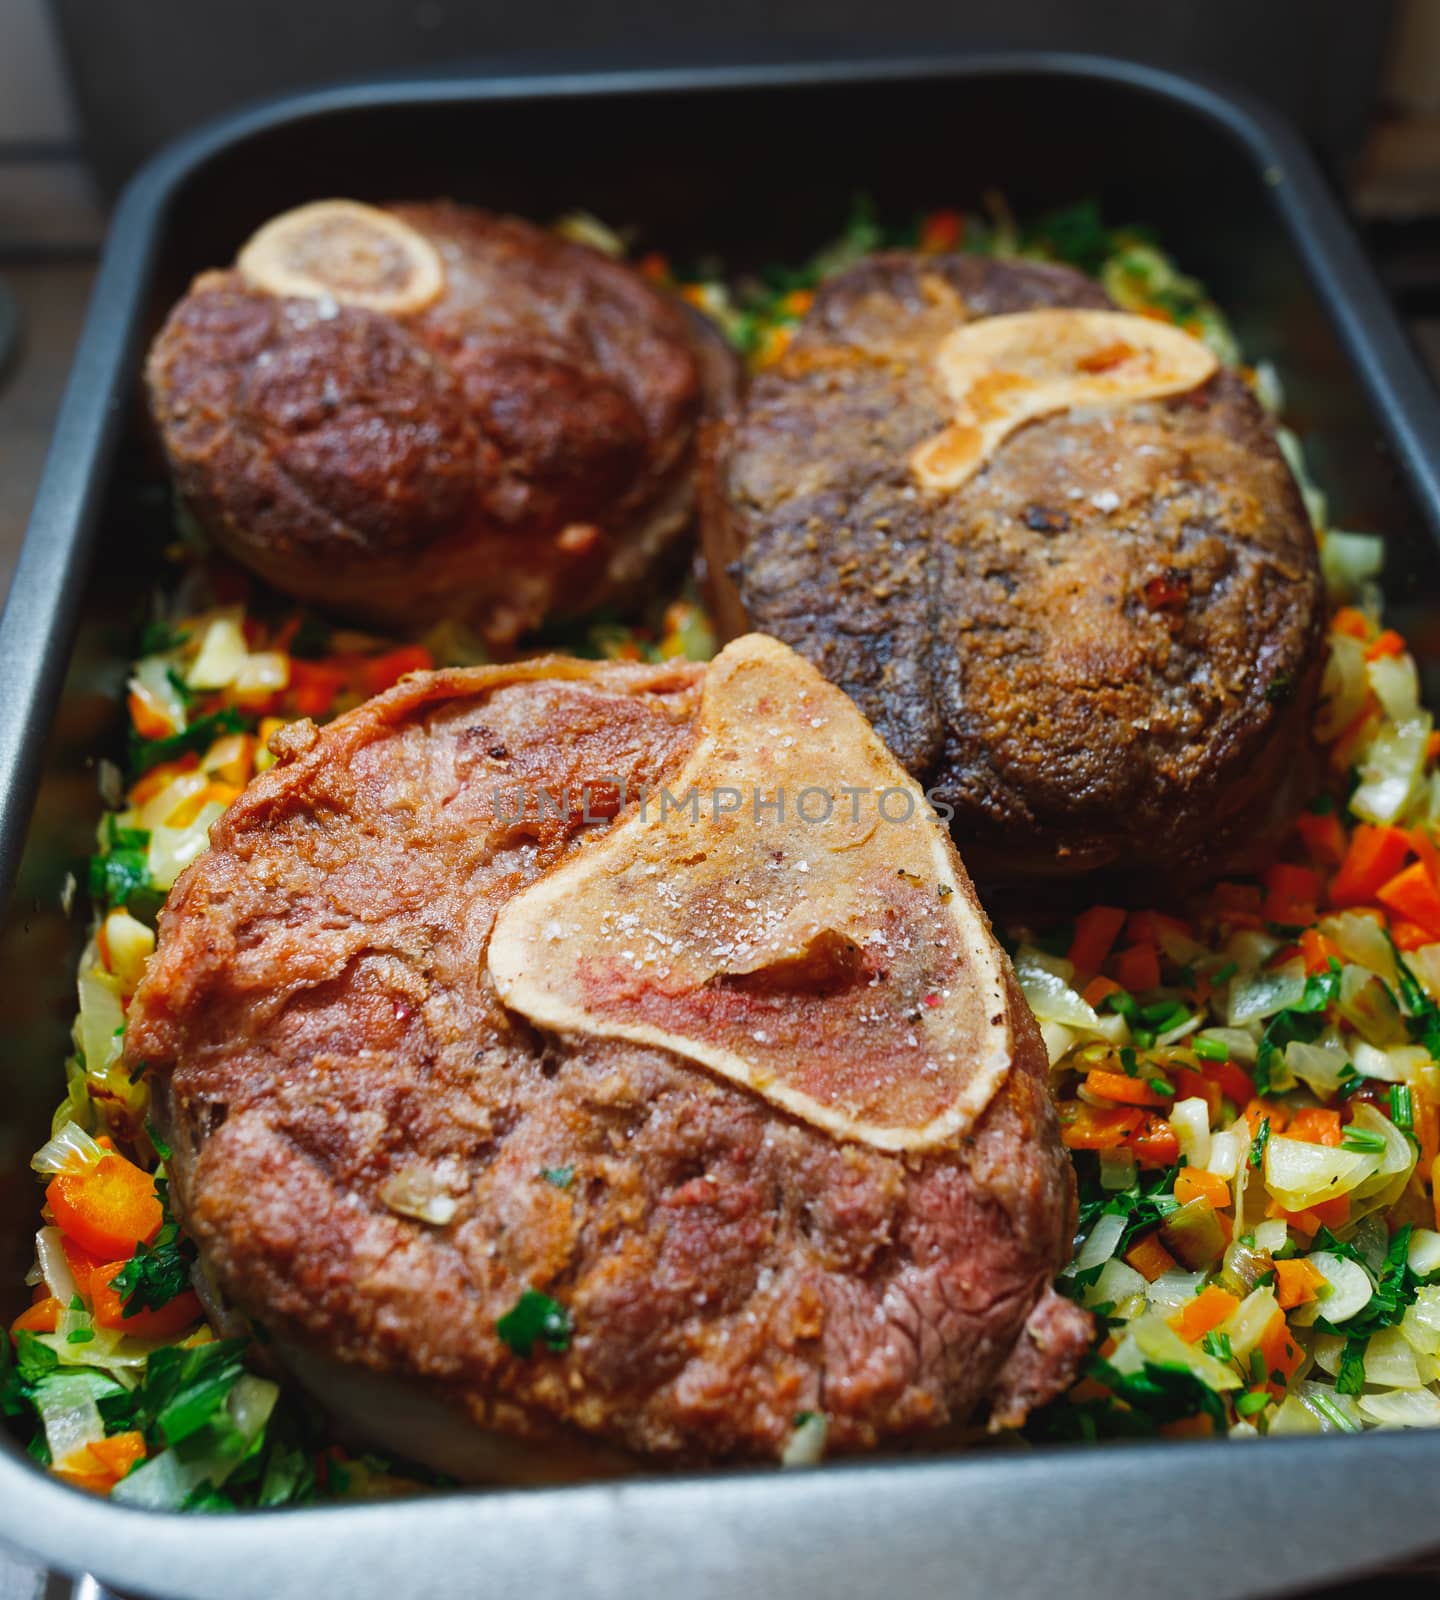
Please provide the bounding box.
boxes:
[703,253,1325,896]
[124,648,1087,1471]
[146,203,737,648]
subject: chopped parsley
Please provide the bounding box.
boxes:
[1253,961,1341,1094]
[540,1165,575,1190]
[496,1288,573,1357]
[129,706,246,780]
[1249,1117,1271,1170]
[109,1178,196,1315]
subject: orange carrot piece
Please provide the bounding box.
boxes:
[1058,1102,1143,1151]
[1429,730,1440,764]
[1274,1258,1328,1311]
[1296,809,1348,868]
[1130,1114,1181,1168]
[89,1431,146,1479]
[1112,941,1161,994]
[1257,1310,1305,1397]
[11,1296,62,1335]
[1331,823,1412,907]
[1364,629,1406,661]
[1068,906,1128,981]
[918,209,964,252]
[1174,1168,1231,1210]
[1392,919,1434,952]
[1159,1413,1218,1439]
[1083,1069,1171,1108]
[1125,1232,1179,1283]
[1173,1068,1222,1121]
[1379,860,1440,940]
[1332,606,1372,641]
[89,1262,203,1338]
[1168,1283,1239,1342]
[1310,1193,1351,1230]
[1082,975,1123,1009]
[1416,1094,1440,1173]
[46,1151,163,1262]
[60,1235,105,1303]
[360,645,434,698]
[1298,927,1344,976]
[1288,1106,1343,1147]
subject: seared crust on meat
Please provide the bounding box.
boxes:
[704,253,1325,893]
[146,204,738,648]
[125,657,1086,1468]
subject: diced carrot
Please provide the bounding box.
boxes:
[1257,1309,1304,1398]
[1112,941,1161,994]
[1409,824,1440,884]
[1331,606,1372,641]
[51,1455,115,1496]
[1274,1257,1328,1311]
[1288,1106,1343,1147]
[1125,1232,1179,1282]
[1159,1413,1218,1439]
[167,780,240,830]
[288,660,345,719]
[1310,1193,1351,1229]
[89,1262,203,1338]
[1331,823,1412,907]
[1416,1093,1440,1173]
[1271,1201,1323,1236]
[1210,881,1265,930]
[918,209,964,252]
[1433,1155,1440,1233]
[1083,1069,1171,1108]
[128,755,199,807]
[360,646,435,698]
[1391,919,1433,952]
[1296,809,1348,868]
[11,1296,62,1334]
[1082,975,1123,1009]
[1243,1099,1287,1137]
[61,1236,105,1302]
[1174,1168,1231,1211]
[126,686,175,742]
[1364,629,1406,662]
[1068,906,1128,981]
[1173,1067,1222,1121]
[1298,927,1343,977]
[1202,1058,1257,1109]
[1130,1114,1181,1168]
[1058,1102,1143,1151]
[1263,864,1324,928]
[1378,860,1440,941]
[46,1151,163,1261]
[89,1431,146,1478]
[1168,1283,1240,1342]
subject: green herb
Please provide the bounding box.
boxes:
[1210,961,1239,986]
[1201,1330,1233,1363]
[1253,961,1341,1094]
[1391,1083,1415,1133]
[1249,1117,1271,1170]
[1235,1390,1269,1416]
[129,706,246,780]
[1341,1126,1387,1155]
[1337,1063,1365,1099]
[496,1289,573,1357]
[1265,674,1294,705]
[146,1121,173,1161]
[1132,1029,1156,1050]
[1388,935,1440,1061]
[164,665,197,707]
[109,1179,196,1316]
[1119,1047,1138,1078]
[1147,1077,1173,1098]
[137,621,190,656]
[286,614,333,660]
[1101,990,1139,1022]
[1192,1036,1229,1063]
[793,1410,817,1427]
[1306,1388,1361,1432]
[1318,1225,1422,1344]
[1074,1160,1183,1258]
[1336,1337,1368,1396]
[68,1294,84,1312]
[540,1165,574,1190]
[66,1328,95,1345]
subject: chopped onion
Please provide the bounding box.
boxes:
[1308,1333,1346,1377]
[1074,1210,1127,1273]
[1348,1101,1418,1205]
[1170,1097,1211,1170]
[36,1375,105,1471]
[780,1411,828,1468]
[1120,1316,1242,1391]
[76,959,126,1084]
[379,1165,461,1227]
[1408,1229,1440,1279]
[1318,912,1399,988]
[1144,1270,1208,1313]
[1219,1286,1281,1362]
[1205,1129,1242,1181]
[1038,1020,1076,1067]
[1365,1326,1423,1388]
[1358,1387,1440,1428]
[1264,1135,1380,1211]
[136,769,209,832]
[148,800,227,890]
[1315,632,1369,741]
[233,650,289,697]
[1253,1219,1289,1255]
[1369,652,1421,722]
[1306,1251,1374,1324]
[1228,968,1304,1027]
[130,654,188,732]
[1321,530,1385,597]
[1296,1377,1364,1432]
[1351,714,1431,826]
[1080,1257,1147,1315]
[30,1121,104,1177]
[185,613,249,690]
[1402,1289,1440,1358]
[1098,1147,1138,1191]
[1269,1395,1322,1435]
[1339,969,1408,1048]
[1014,951,1100,1031]
[1192,1027,1258,1065]
[1351,1039,1426,1083]
[1284,1040,1350,1096]
[33,1226,79,1303]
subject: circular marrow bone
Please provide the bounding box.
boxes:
[488,633,1017,1151]
[237,199,446,314]
[911,308,1218,491]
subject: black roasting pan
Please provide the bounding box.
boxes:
[4,52,1440,1600]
